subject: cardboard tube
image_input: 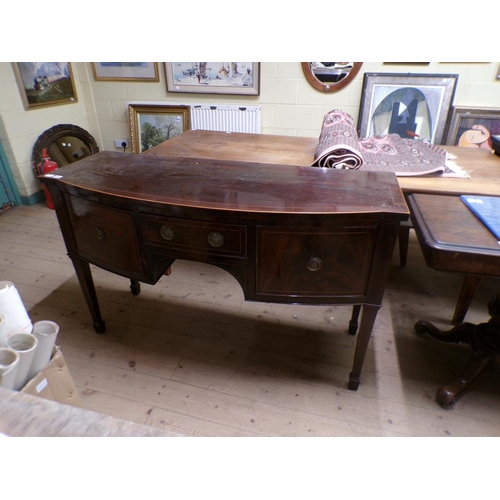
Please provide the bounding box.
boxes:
[0,348,20,390]
[0,281,32,338]
[0,312,7,347]
[28,320,59,379]
[7,332,38,391]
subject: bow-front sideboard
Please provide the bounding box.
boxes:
[41,150,409,390]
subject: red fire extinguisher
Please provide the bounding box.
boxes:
[36,148,58,209]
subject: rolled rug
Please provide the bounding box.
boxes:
[311,110,364,169]
[0,281,32,338]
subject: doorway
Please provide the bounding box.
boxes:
[0,140,21,212]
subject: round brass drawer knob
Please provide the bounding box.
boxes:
[95,227,105,240]
[306,257,323,271]
[207,232,224,248]
[160,226,175,241]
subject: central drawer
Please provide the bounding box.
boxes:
[141,214,247,259]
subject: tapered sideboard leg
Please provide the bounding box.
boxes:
[130,279,141,296]
[71,257,106,333]
[348,305,361,335]
[348,305,379,390]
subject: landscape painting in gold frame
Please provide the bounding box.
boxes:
[128,103,190,153]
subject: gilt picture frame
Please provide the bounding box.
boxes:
[128,103,190,153]
[13,62,77,110]
[357,73,458,144]
[165,62,260,95]
[91,63,159,82]
[445,106,500,150]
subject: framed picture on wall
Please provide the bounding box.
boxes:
[13,62,77,110]
[445,106,500,151]
[165,62,260,95]
[128,103,190,153]
[357,73,458,144]
[91,63,159,82]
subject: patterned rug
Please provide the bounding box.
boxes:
[312,109,465,177]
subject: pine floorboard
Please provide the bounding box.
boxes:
[1,202,500,437]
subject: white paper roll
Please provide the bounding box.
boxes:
[0,281,32,338]
[0,312,8,347]
[7,332,38,391]
[28,320,59,380]
[0,347,20,390]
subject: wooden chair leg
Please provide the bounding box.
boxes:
[452,275,481,325]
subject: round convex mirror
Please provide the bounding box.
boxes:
[32,124,99,173]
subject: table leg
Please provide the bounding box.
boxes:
[398,225,410,267]
[452,275,481,325]
[436,348,494,409]
[348,304,379,390]
[415,292,500,408]
[71,257,106,333]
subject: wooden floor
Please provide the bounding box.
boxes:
[1,202,500,437]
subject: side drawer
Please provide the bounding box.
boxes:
[65,195,143,274]
[141,214,247,259]
[256,225,376,297]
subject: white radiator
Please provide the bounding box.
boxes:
[190,104,261,134]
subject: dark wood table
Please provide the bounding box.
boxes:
[41,151,408,390]
[407,193,500,407]
[146,130,500,196]
[407,194,500,323]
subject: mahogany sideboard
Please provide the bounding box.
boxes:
[41,151,409,390]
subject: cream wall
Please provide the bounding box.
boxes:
[0,62,98,201]
[0,62,499,202]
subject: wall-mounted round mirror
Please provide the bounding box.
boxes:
[302,62,362,93]
[32,124,99,173]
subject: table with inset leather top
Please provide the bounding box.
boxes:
[407,194,500,324]
[407,193,500,407]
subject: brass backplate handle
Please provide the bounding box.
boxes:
[306,257,323,271]
[160,226,175,241]
[207,232,224,248]
[95,227,105,240]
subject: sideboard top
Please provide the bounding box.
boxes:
[41,151,409,217]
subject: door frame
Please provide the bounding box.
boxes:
[0,140,22,207]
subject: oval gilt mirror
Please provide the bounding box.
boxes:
[32,124,99,173]
[302,62,362,93]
